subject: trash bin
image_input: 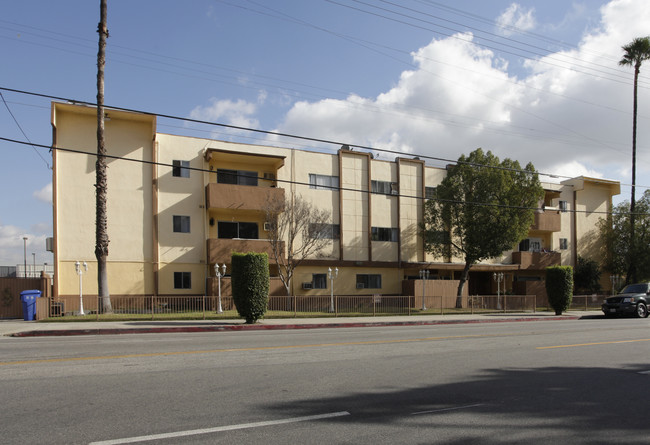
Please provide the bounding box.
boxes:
[20,290,42,321]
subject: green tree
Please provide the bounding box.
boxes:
[619,36,650,284]
[421,149,544,306]
[598,189,650,283]
[573,256,601,295]
[546,266,573,315]
[231,252,270,324]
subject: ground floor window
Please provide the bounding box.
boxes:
[356,274,381,289]
[312,273,327,289]
[174,272,191,289]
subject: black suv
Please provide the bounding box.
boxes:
[602,283,650,318]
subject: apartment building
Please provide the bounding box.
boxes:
[51,102,620,300]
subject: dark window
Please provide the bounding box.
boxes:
[356,274,382,289]
[371,227,399,242]
[172,160,190,178]
[309,223,340,239]
[371,180,390,195]
[217,169,258,186]
[425,187,437,200]
[217,221,259,239]
[429,230,450,244]
[309,174,339,190]
[559,200,568,212]
[519,239,530,252]
[559,238,568,250]
[173,215,190,233]
[313,274,327,289]
[174,272,191,289]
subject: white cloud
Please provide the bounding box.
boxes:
[270,0,650,193]
[496,3,537,36]
[33,183,52,204]
[189,97,260,129]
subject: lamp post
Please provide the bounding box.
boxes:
[493,272,504,310]
[215,263,226,313]
[328,267,338,312]
[419,269,430,311]
[75,261,88,315]
[610,274,622,295]
[23,237,27,278]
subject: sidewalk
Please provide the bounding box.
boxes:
[1,311,601,337]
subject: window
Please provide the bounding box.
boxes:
[559,238,568,250]
[309,174,339,190]
[217,221,259,239]
[173,215,190,233]
[371,227,399,242]
[172,160,190,178]
[312,274,327,289]
[356,274,382,289]
[429,230,450,244]
[309,223,340,239]
[217,169,258,186]
[174,272,191,289]
[371,180,397,195]
[425,187,437,200]
[559,200,568,212]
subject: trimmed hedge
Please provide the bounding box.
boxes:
[546,266,573,315]
[231,252,270,324]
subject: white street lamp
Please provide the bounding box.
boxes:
[328,267,338,312]
[215,263,227,313]
[75,261,88,315]
[493,272,504,310]
[419,270,430,311]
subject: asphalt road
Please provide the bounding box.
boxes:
[1,318,649,444]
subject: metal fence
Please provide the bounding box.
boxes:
[41,294,554,320]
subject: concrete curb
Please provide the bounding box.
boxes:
[8,315,582,337]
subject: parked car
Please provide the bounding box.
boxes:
[602,283,650,318]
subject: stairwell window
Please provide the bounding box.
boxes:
[371,227,399,242]
[174,272,191,289]
[559,238,568,250]
[172,160,190,178]
[371,180,397,195]
[173,215,190,233]
[309,174,339,190]
[559,200,568,212]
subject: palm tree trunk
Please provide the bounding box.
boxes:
[626,65,639,284]
[96,0,112,313]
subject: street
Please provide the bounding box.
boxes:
[1,318,649,444]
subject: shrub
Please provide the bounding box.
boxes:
[546,266,573,315]
[231,252,270,324]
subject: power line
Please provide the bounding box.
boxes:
[1,135,639,218]
[0,91,51,169]
[2,85,648,191]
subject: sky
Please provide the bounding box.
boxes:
[1,0,649,266]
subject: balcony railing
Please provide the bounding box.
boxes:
[206,183,284,212]
[207,238,284,264]
[531,210,561,232]
[512,251,561,269]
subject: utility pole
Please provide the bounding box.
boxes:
[96,0,112,313]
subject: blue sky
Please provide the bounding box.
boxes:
[1,0,649,266]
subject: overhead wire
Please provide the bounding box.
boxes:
[1,135,640,217]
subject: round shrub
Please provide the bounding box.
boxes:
[231,252,270,324]
[546,266,573,315]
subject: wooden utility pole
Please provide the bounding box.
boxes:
[96,0,112,313]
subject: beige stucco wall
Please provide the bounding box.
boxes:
[53,103,155,296]
[399,160,423,262]
[340,152,369,261]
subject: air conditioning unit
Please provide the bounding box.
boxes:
[302,282,313,290]
[263,172,276,180]
[356,283,365,289]
[263,222,272,232]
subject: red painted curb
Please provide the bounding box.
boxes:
[9,316,581,337]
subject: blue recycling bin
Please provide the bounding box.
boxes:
[20,290,42,321]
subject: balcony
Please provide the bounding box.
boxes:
[531,210,561,232]
[207,238,284,264]
[206,183,285,212]
[512,251,561,270]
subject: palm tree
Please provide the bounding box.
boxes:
[619,36,650,284]
[95,0,112,313]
